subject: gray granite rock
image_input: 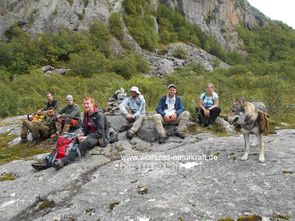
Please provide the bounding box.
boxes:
[1,129,294,220]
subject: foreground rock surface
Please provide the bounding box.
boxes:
[0,129,294,220]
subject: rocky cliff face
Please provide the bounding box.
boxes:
[0,0,266,50]
[160,0,266,50]
[0,0,124,40]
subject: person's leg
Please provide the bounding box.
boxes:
[208,107,221,125]
[153,114,166,137]
[129,115,145,134]
[196,107,206,126]
[169,111,190,138]
[30,122,42,141]
[176,111,190,132]
[69,119,79,132]
[55,120,63,135]
[35,122,51,139]
[63,118,71,133]
[78,137,99,155]
[56,137,98,169]
[20,120,31,144]
[119,112,134,132]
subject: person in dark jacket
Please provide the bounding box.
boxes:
[55,95,81,135]
[153,84,190,143]
[39,92,59,112]
[53,96,110,169]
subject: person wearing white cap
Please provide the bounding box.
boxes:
[55,95,81,135]
[119,86,146,138]
[153,84,190,143]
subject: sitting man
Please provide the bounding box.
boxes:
[153,84,190,144]
[119,86,146,138]
[19,107,57,145]
[38,92,59,113]
[53,96,110,169]
[55,95,81,135]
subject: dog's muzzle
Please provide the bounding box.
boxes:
[227,115,239,124]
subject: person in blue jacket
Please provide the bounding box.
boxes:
[153,84,190,143]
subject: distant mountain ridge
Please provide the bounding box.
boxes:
[0,0,267,50]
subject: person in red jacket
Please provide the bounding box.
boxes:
[53,96,110,169]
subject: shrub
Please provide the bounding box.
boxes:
[109,13,124,40]
[68,51,109,77]
[123,0,158,51]
[89,21,112,57]
[172,47,188,59]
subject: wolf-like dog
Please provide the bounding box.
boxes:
[227,97,268,163]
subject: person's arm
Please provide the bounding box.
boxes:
[208,93,219,110]
[40,104,47,111]
[133,96,146,117]
[81,115,87,135]
[58,106,65,115]
[199,94,207,111]
[88,113,106,139]
[156,97,166,117]
[208,99,219,110]
[65,104,80,119]
[54,100,59,110]
[175,97,184,116]
[119,97,129,115]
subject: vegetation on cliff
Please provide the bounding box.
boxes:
[0,2,294,125]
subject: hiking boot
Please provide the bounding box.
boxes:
[158,136,168,144]
[31,160,49,171]
[32,139,40,145]
[52,159,64,170]
[19,138,28,145]
[119,124,131,132]
[175,131,186,139]
[126,130,134,139]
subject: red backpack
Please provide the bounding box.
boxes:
[46,133,81,167]
[54,134,77,160]
[32,132,81,171]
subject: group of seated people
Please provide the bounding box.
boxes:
[20,93,81,145]
[21,83,221,168]
[119,83,221,143]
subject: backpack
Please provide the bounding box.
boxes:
[107,127,118,143]
[258,111,270,133]
[31,132,81,171]
[48,132,81,164]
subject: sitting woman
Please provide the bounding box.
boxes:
[53,96,110,169]
[196,83,221,127]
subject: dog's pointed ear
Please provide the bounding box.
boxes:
[240,97,246,105]
[234,97,239,102]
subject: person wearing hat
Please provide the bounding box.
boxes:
[54,95,81,135]
[153,84,190,143]
[119,86,146,138]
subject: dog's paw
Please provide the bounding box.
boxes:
[240,155,248,161]
[258,157,265,163]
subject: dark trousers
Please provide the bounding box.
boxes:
[61,137,98,165]
[196,107,221,126]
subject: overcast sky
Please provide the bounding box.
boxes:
[246,0,295,29]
